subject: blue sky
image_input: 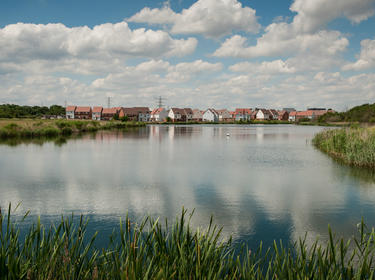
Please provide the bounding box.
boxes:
[0,0,375,110]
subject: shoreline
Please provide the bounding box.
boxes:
[312,127,375,169]
[1,206,374,279]
[0,119,146,140]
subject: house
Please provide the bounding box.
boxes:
[102,108,119,120]
[269,109,279,120]
[75,106,92,119]
[168,108,187,122]
[256,109,272,120]
[119,107,150,122]
[216,109,233,122]
[192,109,203,121]
[235,108,252,121]
[184,108,193,121]
[66,106,76,119]
[289,111,297,122]
[150,108,168,122]
[250,110,258,120]
[202,109,219,122]
[277,110,289,121]
[92,107,103,121]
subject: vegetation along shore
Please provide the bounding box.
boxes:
[0,119,145,139]
[313,126,375,168]
[1,206,375,279]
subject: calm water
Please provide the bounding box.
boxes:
[1,124,375,248]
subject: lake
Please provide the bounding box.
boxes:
[1,124,375,249]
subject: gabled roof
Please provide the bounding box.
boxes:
[184,108,193,115]
[204,108,219,116]
[235,108,252,115]
[170,108,186,115]
[258,109,271,115]
[289,111,297,116]
[92,106,103,113]
[75,106,91,113]
[269,109,279,116]
[151,108,164,115]
[102,108,118,114]
[122,107,150,115]
[66,106,76,111]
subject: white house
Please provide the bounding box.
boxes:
[168,108,186,122]
[202,109,219,122]
[216,109,232,122]
[150,108,168,122]
[256,109,272,120]
[66,106,76,119]
[184,108,193,121]
[192,109,203,121]
[92,106,103,120]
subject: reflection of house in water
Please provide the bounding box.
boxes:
[167,126,198,140]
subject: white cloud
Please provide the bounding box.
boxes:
[0,22,197,71]
[229,60,296,74]
[213,0,373,64]
[291,0,375,33]
[129,0,260,38]
[213,29,348,60]
[343,38,375,70]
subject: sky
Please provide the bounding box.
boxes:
[0,0,375,111]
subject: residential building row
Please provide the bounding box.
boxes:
[66,106,333,122]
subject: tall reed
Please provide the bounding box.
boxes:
[313,127,375,168]
[1,204,375,279]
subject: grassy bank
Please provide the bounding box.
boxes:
[313,127,375,168]
[0,119,145,139]
[1,206,375,279]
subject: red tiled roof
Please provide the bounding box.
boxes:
[92,106,103,113]
[102,108,118,114]
[289,111,297,116]
[151,108,164,115]
[75,106,91,113]
[66,106,76,111]
[235,108,252,115]
[122,107,150,115]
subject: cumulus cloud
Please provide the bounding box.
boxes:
[129,0,260,38]
[229,60,296,74]
[212,0,373,63]
[343,38,375,70]
[0,22,197,69]
[291,0,375,33]
[213,29,348,59]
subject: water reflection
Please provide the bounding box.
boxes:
[0,125,375,249]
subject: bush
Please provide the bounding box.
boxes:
[42,127,60,137]
[61,127,73,136]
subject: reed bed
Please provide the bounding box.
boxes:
[0,119,145,140]
[313,127,375,168]
[1,205,375,279]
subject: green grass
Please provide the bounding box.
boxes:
[313,127,375,168]
[1,205,375,279]
[0,119,146,140]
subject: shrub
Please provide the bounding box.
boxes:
[42,127,60,137]
[61,127,73,136]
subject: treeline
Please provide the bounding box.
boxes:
[0,104,65,118]
[319,103,375,123]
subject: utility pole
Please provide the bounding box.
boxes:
[154,96,166,108]
[107,97,111,108]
